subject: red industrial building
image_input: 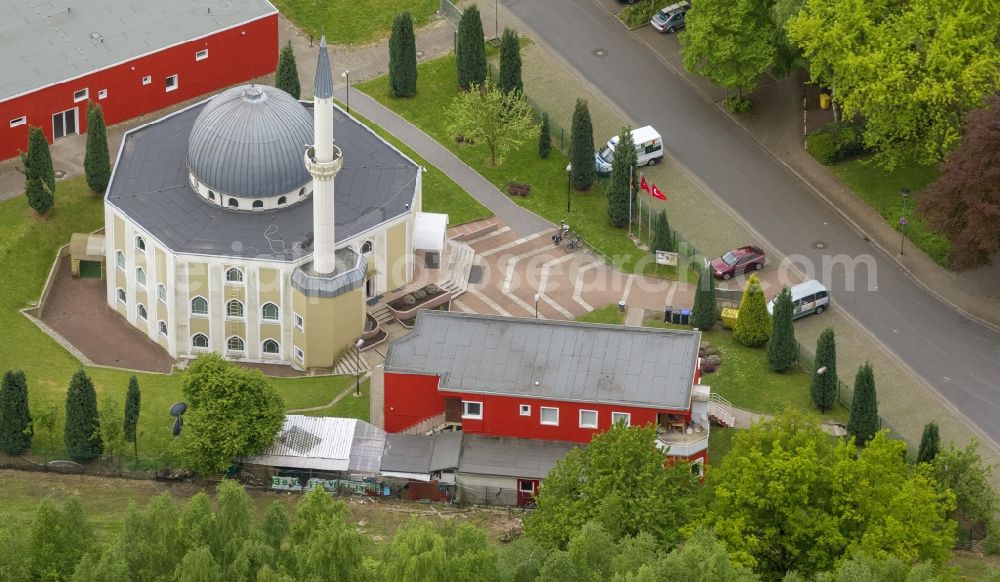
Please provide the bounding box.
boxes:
[383,311,714,476]
[1,0,278,161]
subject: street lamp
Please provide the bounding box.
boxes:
[899,188,910,255]
[565,163,572,213]
[354,338,364,396]
[341,70,351,114]
[534,293,541,318]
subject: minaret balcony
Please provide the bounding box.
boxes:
[304,144,343,180]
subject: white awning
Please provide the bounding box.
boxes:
[413,212,449,252]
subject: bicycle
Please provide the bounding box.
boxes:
[564,237,581,253]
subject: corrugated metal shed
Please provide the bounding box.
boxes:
[385,311,701,410]
[0,0,277,101]
[459,435,576,479]
[244,415,386,473]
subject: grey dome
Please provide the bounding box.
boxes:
[187,85,313,198]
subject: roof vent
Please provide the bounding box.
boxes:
[90,32,102,40]
[242,87,266,102]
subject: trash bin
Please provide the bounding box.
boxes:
[819,93,831,110]
[721,307,739,329]
[618,300,626,313]
[679,309,691,326]
[664,306,673,323]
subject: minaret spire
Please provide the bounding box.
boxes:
[305,34,343,275]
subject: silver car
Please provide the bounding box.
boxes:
[651,1,691,33]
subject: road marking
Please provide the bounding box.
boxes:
[502,245,559,294]
[468,287,513,317]
[541,295,575,319]
[451,299,474,313]
[465,225,511,244]
[538,253,575,295]
[621,274,636,304]
[572,260,605,312]
[479,231,548,257]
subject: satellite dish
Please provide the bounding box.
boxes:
[172,416,184,437]
[169,402,187,417]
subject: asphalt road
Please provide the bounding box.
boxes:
[504,0,1000,442]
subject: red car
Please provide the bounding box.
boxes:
[710,246,765,280]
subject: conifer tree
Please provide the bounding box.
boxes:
[498,28,523,94]
[733,273,770,347]
[569,99,595,191]
[767,287,798,372]
[456,5,486,90]
[0,370,32,454]
[847,362,879,446]
[650,211,674,252]
[84,101,111,194]
[606,127,636,227]
[23,127,55,214]
[123,375,141,461]
[811,327,838,412]
[538,112,552,159]
[389,11,417,98]
[65,368,102,463]
[691,265,716,330]
[917,421,940,464]
[275,41,300,99]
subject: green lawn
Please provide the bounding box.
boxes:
[828,157,949,265]
[644,318,849,423]
[0,178,367,467]
[574,304,626,325]
[344,107,492,226]
[300,379,371,421]
[707,426,737,465]
[270,0,439,45]
[356,55,688,280]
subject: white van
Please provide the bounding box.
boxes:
[595,125,664,175]
[767,280,830,320]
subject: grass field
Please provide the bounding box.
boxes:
[356,55,688,280]
[270,0,439,45]
[0,179,368,466]
[574,304,626,325]
[299,379,371,421]
[828,158,948,265]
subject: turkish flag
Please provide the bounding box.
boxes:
[640,175,650,193]
[651,183,668,201]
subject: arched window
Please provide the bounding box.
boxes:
[261,302,279,321]
[226,268,244,283]
[158,321,168,336]
[298,187,305,197]
[116,288,126,303]
[192,333,209,349]
[228,198,239,208]
[262,339,279,354]
[252,200,263,209]
[227,300,244,318]
[277,196,286,205]
[157,284,167,303]
[135,236,146,253]
[227,336,245,352]
[360,240,374,255]
[116,250,125,270]
[208,190,215,200]
[191,296,208,315]
[136,267,146,287]
[137,304,147,320]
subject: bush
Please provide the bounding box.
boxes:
[402,294,416,306]
[723,95,752,114]
[413,289,427,301]
[702,361,718,374]
[507,182,531,197]
[807,131,838,165]
[426,284,441,294]
[706,354,722,367]
[618,3,658,27]
[807,122,865,165]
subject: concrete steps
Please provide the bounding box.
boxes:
[448,217,502,241]
[438,240,475,298]
[331,346,369,377]
[708,393,736,428]
[369,305,396,326]
[401,412,447,435]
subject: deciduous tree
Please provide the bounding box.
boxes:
[123,375,140,461]
[847,362,878,446]
[456,5,486,90]
[179,354,284,474]
[29,497,93,581]
[767,287,797,372]
[538,112,552,159]
[0,370,32,454]
[918,94,1000,270]
[570,99,595,191]
[499,28,523,94]
[931,440,998,536]
[733,273,770,347]
[274,41,300,99]
[84,102,110,194]
[176,547,222,582]
[811,327,838,412]
[606,127,637,227]
[917,421,940,464]
[64,368,102,463]
[32,403,58,465]
[98,394,126,473]
[446,79,535,167]
[389,11,417,98]
[691,265,716,330]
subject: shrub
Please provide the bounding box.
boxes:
[807,130,838,165]
[807,122,865,165]
[702,361,718,374]
[706,354,722,367]
[402,294,416,306]
[413,289,427,301]
[618,3,658,27]
[723,95,753,114]
[507,182,531,197]
[426,284,441,294]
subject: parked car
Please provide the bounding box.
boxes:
[651,1,691,33]
[595,125,664,175]
[710,246,765,280]
[768,280,830,319]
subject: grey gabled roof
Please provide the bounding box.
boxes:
[385,311,701,410]
[314,36,334,99]
[1,0,277,102]
[381,431,464,476]
[458,435,576,479]
[105,99,419,260]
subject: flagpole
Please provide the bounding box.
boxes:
[628,166,633,239]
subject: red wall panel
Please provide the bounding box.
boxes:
[383,372,445,433]
[1,14,278,160]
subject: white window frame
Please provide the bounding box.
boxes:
[462,401,483,420]
[191,333,210,351]
[611,412,631,426]
[116,287,126,304]
[135,236,146,253]
[135,267,146,288]
[165,74,178,92]
[191,296,209,316]
[691,458,705,478]
[540,407,559,426]
[98,89,108,100]
[225,267,244,284]
[519,404,531,417]
[195,49,208,61]
[261,338,280,356]
[137,304,147,320]
[294,313,304,331]
[261,302,280,322]
[158,320,168,336]
[579,409,598,429]
[142,75,152,86]
[73,88,88,103]
[227,336,245,352]
[360,240,375,255]
[226,299,244,319]
[157,284,167,303]
[115,250,125,271]
[9,116,26,128]
[294,346,305,362]
[518,480,535,493]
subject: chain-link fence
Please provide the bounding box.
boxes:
[439,0,464,28]
[456,483,523,508]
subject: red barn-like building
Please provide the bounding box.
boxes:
[384,311,712,473]
[1,0,278,161]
